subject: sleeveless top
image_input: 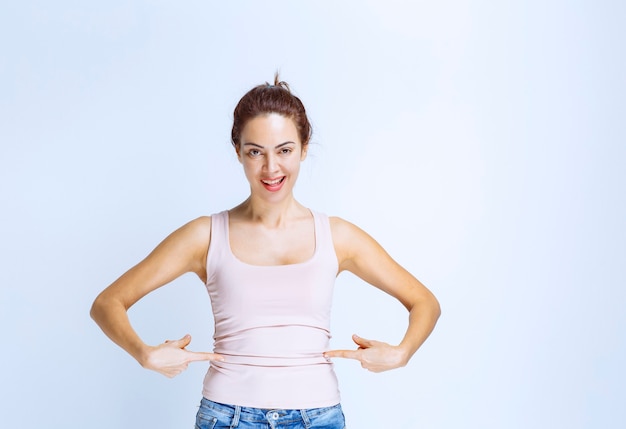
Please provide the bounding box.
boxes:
[202,210,341,409]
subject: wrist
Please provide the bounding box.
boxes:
[134,343,154,368]
[395,344,413,367]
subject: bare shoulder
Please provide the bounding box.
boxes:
[329,216,385,273]
[170,216,213,260]
[140,216,214,282]
[158,215,211,248]
[329,216,356,252]
[329,216,364,239]
[329,216,350,237]
[329,216,378,246]
[181,215,212,239]
[149,216,213,264]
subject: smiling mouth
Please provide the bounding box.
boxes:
[261,177,285,186]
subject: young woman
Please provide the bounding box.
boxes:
[91,75,440,428]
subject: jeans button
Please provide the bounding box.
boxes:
[272,412,279,419]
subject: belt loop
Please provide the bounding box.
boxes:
[230,405,241,428]
[300,409,311,429]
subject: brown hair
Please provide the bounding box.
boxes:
[231,73,312,147]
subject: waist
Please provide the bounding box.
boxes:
[217,353,329,367]
[203,362,340,409]
[213,325,331,367]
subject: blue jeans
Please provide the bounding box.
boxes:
[195,398,346,429]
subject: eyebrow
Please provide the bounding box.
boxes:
[242,141,296,149]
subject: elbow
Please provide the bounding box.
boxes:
[419,292,441,323]
[89,291,110,324]
[427,288,441,321]
[89,295,102,323]
[408,291,441,322]
[432,296,441,321]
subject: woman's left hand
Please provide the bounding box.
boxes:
[324,334,408,373]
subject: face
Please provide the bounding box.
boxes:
[236,113,308,200]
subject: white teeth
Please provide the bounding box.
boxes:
[262,177,283,185]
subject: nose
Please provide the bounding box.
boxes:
[264,152,279,173]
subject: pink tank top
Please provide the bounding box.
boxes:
[202,210,341,409]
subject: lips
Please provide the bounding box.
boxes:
[261,176,285,191]
[262,177,284,186]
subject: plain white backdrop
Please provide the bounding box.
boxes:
[1,1,624,428]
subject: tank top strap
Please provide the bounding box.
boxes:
[311,210,338,271]
[206,210,228,284]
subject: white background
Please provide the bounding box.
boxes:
[1,1,624,428]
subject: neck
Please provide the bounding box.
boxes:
[234,194,306,228]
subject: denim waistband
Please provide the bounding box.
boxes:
[198,397,343,426]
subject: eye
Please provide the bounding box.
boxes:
[280,147,293,155]
[248,149,261,157]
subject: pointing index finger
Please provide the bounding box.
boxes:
[187,351,225,362]
[324,349,360,360]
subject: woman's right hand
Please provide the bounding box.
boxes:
[141,334,224,378]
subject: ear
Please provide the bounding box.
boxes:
[300,144,308,161]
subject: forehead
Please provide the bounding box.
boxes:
[241,113,300,144]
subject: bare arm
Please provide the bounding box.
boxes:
[90,216,223,377]
[324,217,440,372]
